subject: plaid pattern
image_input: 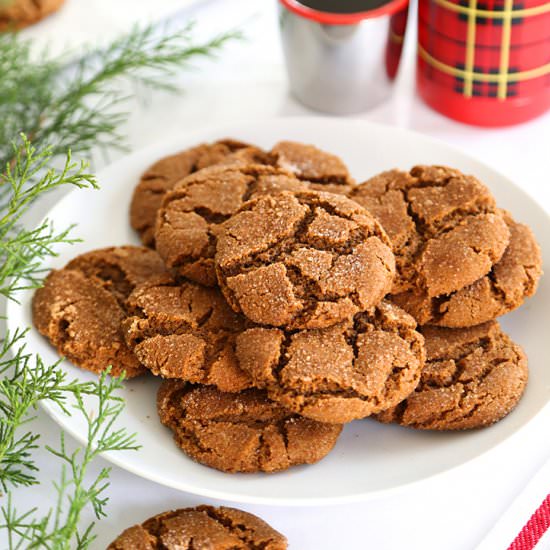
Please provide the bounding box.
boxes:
[418,0,550,101]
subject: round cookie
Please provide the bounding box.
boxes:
[130,139,254,246]
[155,164,310,286]
[270,140,355,194]
[65,246,167,304]
[157,380,342,473]
[108,505,287,550]
[376,321,528,430]
[391,211,542,327]
[122,277,252,392]
[236,301,425,424]
[348,166,511,297]
[0,0,65,30]
[32,246,166,377]
[215,190,396,329]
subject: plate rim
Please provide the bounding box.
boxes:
[8,116,550,506]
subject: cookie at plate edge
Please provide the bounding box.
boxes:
[376,321,528,430]
[32,246,167,377]
[391,211,542,327]
[157,380,342,474]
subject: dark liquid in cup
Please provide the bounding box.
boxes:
[298,0,394,13]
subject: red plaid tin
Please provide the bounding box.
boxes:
[417,0,550,126]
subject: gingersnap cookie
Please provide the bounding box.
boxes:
[392,211,542,327]
[270,140,355,194]
[155,164,310,286]
[108,506,287,550]
[32,246,166,377]
[216,190,396,329]
[157,381,342,473]
[122,277,252,392]
[236,301,425,424]
[376,321,528,430]
[348,166,511,298]
[65,246,167,304]
[130,139,254,246]
[0,0,65,30]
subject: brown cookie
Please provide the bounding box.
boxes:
[392,211,542,326]
[270,140,355,194]
[122,278,252,392]
[155,164,310,286]
[0,0,65,29]
[348,166,511,298]
[216,190,396,329]
[130,139,254,246]
[376,321,528,430]
[108,505,287,550]
[157,381,342,473]
[32,246,166,377]
[236,301,425,424]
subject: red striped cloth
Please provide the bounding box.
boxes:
[508,494,550,550]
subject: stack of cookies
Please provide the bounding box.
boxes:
[33,139,542,474]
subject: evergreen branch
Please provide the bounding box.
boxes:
[0,328,98,492]
[0,23,242,166]
[0,20,239,548]
[0,371,140,549]
[0,135,97,302]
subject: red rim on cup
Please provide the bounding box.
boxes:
[279,0,409,24]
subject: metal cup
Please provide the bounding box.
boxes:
[278,0,410,114]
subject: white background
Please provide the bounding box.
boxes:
[6,0,550,548]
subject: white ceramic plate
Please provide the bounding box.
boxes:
[7,118,549,506]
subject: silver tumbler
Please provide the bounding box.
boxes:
[278,0,409,114]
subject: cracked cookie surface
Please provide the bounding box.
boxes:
[155,164,310,286]
[216,190,395,329]
[270,140,355,194]
[236,301,425,424]
[376,321,528,429]
[391,211,542,326]
[130,139,255,246]
[32,246,166,377]
[122,277,252,392]
[157,381,342,473]
[108,505,287,550]
[348,166,511,300]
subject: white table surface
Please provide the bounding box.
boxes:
[6,1,550,549]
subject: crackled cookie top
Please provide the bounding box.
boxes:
[157,381,342,473]
[155,164,310,286]
[349,166,510,296]
[122,278,252,392]
[392,211,543,327]
[108,505,287,550]
[236,301,425,424]
[32,246,166,377]
[270,140,354,194]
[130,139,253,246]
[376,321,528,430]
[216,190,395,329]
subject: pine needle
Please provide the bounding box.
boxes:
[0,22,240,547]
